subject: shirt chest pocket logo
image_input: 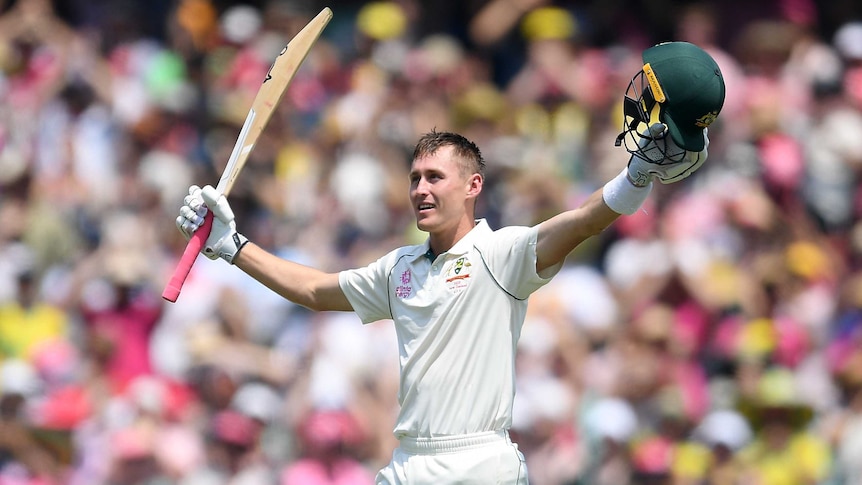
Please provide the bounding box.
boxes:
[444,257,472,294]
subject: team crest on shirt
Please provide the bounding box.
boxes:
[445,257,473,294]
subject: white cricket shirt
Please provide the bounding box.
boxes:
[338,219,560,439]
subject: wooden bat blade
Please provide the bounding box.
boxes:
[218,6,333,196]
[162,7,333,303]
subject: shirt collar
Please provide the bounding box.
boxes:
[411,219,490,262]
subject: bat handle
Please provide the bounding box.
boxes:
[162,212,214,302]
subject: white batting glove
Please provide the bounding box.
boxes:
[176,185,208,240]
[175,185,249,264]
[627,124,709,187]
[199,185,249,263]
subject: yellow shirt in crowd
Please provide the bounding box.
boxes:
[0,303,67,360]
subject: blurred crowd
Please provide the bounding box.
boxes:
[1,0,862,484]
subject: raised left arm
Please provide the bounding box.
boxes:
[535,124,709,274]
[534,188,621,275]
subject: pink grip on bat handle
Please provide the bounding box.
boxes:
[162,211,214,302]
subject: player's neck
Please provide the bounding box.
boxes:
[428,217,477,257]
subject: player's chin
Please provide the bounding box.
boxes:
[415,214,435,232]
[415,219,431,232]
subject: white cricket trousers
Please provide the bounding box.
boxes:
[375,430,529,484]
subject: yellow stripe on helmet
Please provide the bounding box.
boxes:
[642,63,666,103]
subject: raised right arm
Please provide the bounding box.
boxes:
[234,243,353,312]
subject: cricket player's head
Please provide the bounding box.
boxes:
[409,131,485,236]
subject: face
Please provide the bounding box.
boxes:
[409,146,481,235]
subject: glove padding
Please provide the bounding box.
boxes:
[176,185,208,240]
[627,123,709,187]
[175,185,248,264]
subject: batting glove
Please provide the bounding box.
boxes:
[175,185,249,264]
[176,185,207,240]
[627,123,709,187]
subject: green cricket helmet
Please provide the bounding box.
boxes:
[616,41,725,161]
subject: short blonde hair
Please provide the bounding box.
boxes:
[412,130,485,178]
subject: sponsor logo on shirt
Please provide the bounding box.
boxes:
[396,270,412,298]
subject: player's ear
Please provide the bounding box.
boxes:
[466,173,483,199]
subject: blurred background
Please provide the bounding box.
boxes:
[1,0,862,483]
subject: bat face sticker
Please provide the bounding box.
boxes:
[265,46,289,83]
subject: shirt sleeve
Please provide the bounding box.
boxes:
[477,225,561,299]
[338,255,393,324]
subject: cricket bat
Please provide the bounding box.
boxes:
[162,7,333,302]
